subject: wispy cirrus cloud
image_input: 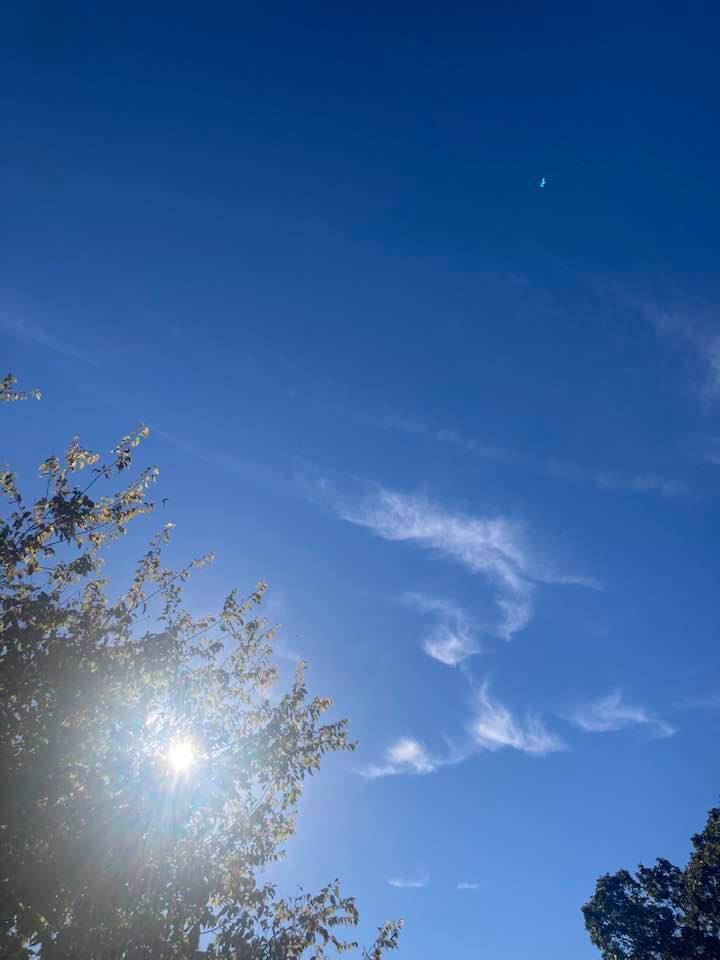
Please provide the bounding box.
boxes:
[571,690,675,738]
[382,415,523,466]
[403,593,479,666]
[595,472,689,497]
[676,690,720,710]
[387,875,429,889]
[705,438,720,467]
[471,684,565,756]
[707,339,720,395]
[384,416,686,500]
[361,737,437,779]
[0,312,95,365]
[362,687,564,778]
[634,297,720,399]
[336,487,597,645]
[457,881,480,890]
[339,488,534,641]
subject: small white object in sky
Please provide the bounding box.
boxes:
[539,177,546,188]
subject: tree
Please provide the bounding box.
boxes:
[0,376,400,959]
[583,805,720,959]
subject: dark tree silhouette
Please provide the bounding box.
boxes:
[583,805,720,959]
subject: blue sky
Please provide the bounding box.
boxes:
[2,4,720,957]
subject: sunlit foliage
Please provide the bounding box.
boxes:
[0,375,400,959]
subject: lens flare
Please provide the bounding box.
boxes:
[166,737,196,773]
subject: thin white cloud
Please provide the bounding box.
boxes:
[677,691,720,710]
[495,596,532,639]
[388,738,435,772]
[595,472,688,497]
[154,427,270,478]
[339,488,537,641]
[403,593,479,666]
[457,881,480,890]
[544,573,606,591]
[341,489,528,585]
[382,415,523,466]
[423,623,476,666]
[634,297,720,399]
[705,438,720,466]
[361,737,437,779]
[387,875,429,889]
[571,690,675,738]
[384,416,685,499]
[337,488,600,643]
[708,337,720,395]
[362,689,563,778]
[0,312,95,365]
[471,684,565,756]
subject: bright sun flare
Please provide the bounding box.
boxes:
[166,738,196,773]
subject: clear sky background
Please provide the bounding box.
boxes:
[2,4,720,957]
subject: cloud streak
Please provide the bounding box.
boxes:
[0,312,95,365]
[362,687,565,779]
[595,473,688,497]
[676,690,720,710]
[384,416,686,500]
[387,875,429,889]
[571,690,675,738]
[705,438,720,467]
[382,415,524,466]
[635,297,720,399]
[339,488,534,641]
[338,487,597,646]
[403,593,479,666]
[471,684,565,756]
[361,737,437,779]
[457,881,480,890]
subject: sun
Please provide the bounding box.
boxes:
[166,737,196,773]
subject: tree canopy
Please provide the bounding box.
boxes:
[0,375,400,959]
[583,804,720,959]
